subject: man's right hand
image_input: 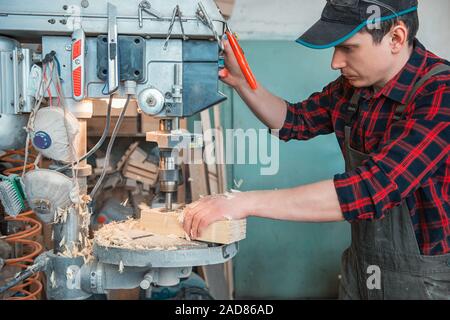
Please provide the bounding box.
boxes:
[217,35,288,131]
[219,35,248,90]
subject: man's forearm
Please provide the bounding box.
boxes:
[235,82,287,130]
[244,180,344,222]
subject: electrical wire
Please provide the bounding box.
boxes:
[56,95,113,173]
[89,94,131,199]
[22,60,55,177]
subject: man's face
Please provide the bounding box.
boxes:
[331,31,394,88]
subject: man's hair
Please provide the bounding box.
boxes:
[364,11,419,45]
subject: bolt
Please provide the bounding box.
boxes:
[48,19,56,24]
[63,5,68,10]
[81,0,89,8]
[60,19,67,25]
[140,274,154,290]
[65,45,72,51]
[165,92,173,100]
[140,279,151,290]
[16,51,24,62]
[19,96,25,109]
[146,97,156,107]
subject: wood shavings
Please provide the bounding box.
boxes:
[176,210,185,224]
[66,267,75,282]
[59,236,66,248]
[54,207,68,224]
[50,271,57,288]
[94,218,204,251]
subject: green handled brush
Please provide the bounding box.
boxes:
[0,174,26,217]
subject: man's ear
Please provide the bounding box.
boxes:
[390,21,408,53]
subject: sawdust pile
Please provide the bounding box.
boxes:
[94,218,204,251]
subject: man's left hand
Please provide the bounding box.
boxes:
[183,193,249,239]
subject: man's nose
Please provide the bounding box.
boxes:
[331,49,346,70]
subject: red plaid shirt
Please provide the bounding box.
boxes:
[278,40,450,256]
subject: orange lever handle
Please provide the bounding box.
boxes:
[226,31,258,90]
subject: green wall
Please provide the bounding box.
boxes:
[221,41,351,299]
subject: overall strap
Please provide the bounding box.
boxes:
[346,90,361,126]
[393,64,450,120]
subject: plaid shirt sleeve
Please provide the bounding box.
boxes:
[334,77,450,222]
[276,78,344,141]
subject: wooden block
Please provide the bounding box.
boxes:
[127,159,158,173]
[87,117,138,136]
[129,147,148,163]
[141,114,160,133]
[140,207,246,245]
[116,142,140,171]
[123,164,158,182]
[125,178,138,189]
[93,100,139,117]
[123,171,157,186]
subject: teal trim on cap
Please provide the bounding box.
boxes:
[296,6,418,49]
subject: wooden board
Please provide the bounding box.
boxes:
[123,164,158,182]
[128,147,148,163]
[93,100,139,117]
[123,171,157,186]
[200,110,219,194]
[188,163,209,202]
[87,117,139,136]
[213,105,228,194]
[126,160,158,173]
[141,114,160,133]
[140,207,246,245]
[116,142,139,171]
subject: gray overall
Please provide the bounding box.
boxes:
[338,64,450,300]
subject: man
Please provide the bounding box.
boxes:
[184,0,450,299]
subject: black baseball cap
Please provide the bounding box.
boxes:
[297,0,418,49]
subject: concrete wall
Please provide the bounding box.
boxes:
[229,0,450,58]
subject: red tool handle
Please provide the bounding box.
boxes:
[225,31,258,90]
